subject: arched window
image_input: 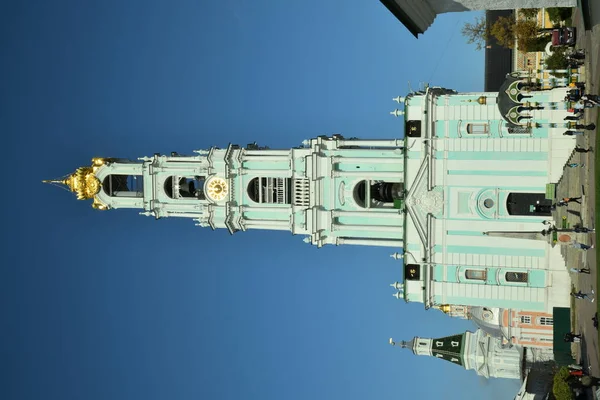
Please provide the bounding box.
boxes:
[506,193,552,216]
[466,123,489,135]
[247,177,291,204]
[102,175,143,198]
[505,272,528,283]
[164,176,205,199]
[354,181,367,208]
[354,180,404,208]
[465,269,486,281]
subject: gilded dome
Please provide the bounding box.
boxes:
[64,167,101,200]
[43,158,111,210]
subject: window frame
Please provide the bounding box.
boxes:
[466,123,489,135]
[465,269,487,281]
[505,271,529,283]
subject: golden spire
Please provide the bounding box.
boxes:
[43,158,110,209]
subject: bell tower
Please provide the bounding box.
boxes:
[45,136,406,248]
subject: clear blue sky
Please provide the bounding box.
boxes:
[3,1,520,399]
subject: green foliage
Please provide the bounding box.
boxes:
[489,16,539,50]
[490,16,514,48]
[552,367,574,400]
[522,35,551,52]
[545,48,569,70]
[461,16,488,50]
[514,20,541,50]
[547,7,573,24]
[519,8,539,19]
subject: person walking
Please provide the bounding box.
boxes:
[581,94,600,105]
[564,113,583,120]
[574,145,592,153]
[562,196,582,204]
[571,241,594,250]
[572,226,595,233]
[570,267,591,274]
[579,375,600,387]
[573,123,596,131]
[571,290,594,302]
[564,332,582,343]
[567,162,585,168]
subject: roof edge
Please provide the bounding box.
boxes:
[378,0,422,38]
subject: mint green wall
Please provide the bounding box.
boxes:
[436,295,545,311]
[445,245,545,257]
[242,160,290,170]
[335,162,402,172]
[436,151,548,161]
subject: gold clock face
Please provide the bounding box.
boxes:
[205,176,229,202]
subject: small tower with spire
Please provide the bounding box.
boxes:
[389,329,522,380]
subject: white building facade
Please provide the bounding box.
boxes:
[47,76,576,323]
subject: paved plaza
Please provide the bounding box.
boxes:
[558,2,600,397]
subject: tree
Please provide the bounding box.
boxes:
[513,19,541,50]
[461,16,488,50]
[521,35,551,52]
[547,7,573,24]
[545,49,569,70]
[489,16,514,48]
[519,8,539,19]
[489,16,539,50]
[552,367,574,400]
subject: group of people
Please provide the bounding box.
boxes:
[541,220,594,250]
[562,80,599,137]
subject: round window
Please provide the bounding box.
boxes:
[484,198,494,209]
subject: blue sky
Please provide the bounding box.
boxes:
[3,1,520,399]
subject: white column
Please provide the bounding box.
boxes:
[245,224,290,231]
[245,219,289,228]
[332,171,400,179]
[242,206,290,214]
[241,169,290,176]
[336,139,403,148]
[244,150,290,156]
[332,210,402,218]
[337,238,403,247]
[332,157,402,164]
[244,155,290,162]
[333,224,400,233]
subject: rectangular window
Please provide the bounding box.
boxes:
[507,127,532,135]
[520,316,531,324]
[538,317,553,326]
[465,269,487,281]
[506,272,528,283]
[466,123,489,135]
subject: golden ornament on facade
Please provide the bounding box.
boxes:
[204,176,229,202]
[64,167,102,200]
[43,158,111,210]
